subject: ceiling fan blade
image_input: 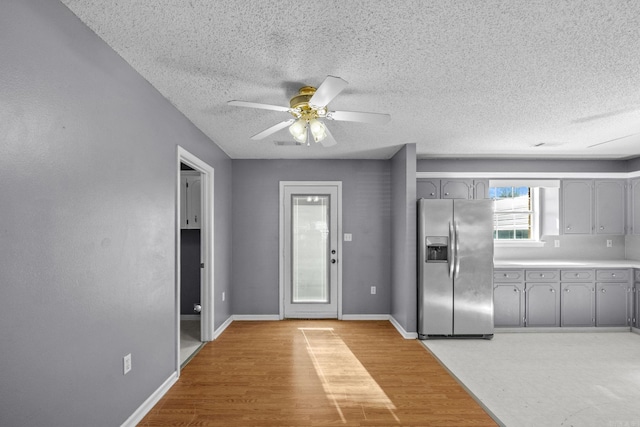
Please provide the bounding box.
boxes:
[319,125,337,147]
[228,100,291,113]
[309,76,348,108]
[328,110,391,125]
[250,119,295,140]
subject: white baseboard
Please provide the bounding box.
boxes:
[180,314,201,321]
[342,314,390,321]
[496,326,631,333]
[389,316,419,339]
[212,315,233,340]
[120,372,178,427]
[232,314,280,321]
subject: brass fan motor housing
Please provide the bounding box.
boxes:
[289,86,317,109]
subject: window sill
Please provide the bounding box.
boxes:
[494,240,546,248]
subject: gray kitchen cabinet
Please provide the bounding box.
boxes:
[631,178,640,234]
[474,179,490,199]
[180,171,201,229]
[493,269,525,327]
[634,269,640,328]
[562,180,593,234]
[595,269,631,327]
[525,283,561,327]
[561,283,595,326]
[560,269,595,327]
[525,269,560,327]
[441,179,473,199]
[594,180,625,235]
[494,282,525,327]
[417,179,440,199]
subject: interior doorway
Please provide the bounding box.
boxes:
[176,147,214,372]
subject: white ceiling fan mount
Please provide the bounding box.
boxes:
[228,76,391,147]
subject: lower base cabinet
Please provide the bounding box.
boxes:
[494,268,633,328]
[595,282,630,326]
[560,283,595,327]
[525,283,560,327]
[494,283,524,327]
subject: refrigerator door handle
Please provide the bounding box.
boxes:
[454,221,461,279]
[448,222,455,278]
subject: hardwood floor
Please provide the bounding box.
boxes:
[138,320,497,426]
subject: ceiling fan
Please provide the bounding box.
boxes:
[228,76,391,147]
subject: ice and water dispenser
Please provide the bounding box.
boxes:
[426,237,448,262]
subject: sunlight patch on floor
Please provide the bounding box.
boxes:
[299,327,399,424]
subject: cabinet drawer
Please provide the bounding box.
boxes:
[635,269,640,282]
[525,270,560,282]
[596,269,630,282]
[560,270,595,281]
[494,270,524,282]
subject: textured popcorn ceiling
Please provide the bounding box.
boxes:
[61,0,640,160]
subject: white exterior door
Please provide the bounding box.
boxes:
[281,182,341,318]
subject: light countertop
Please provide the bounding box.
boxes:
[493,259,640,269]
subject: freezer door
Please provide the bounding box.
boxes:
[453,200,494,335]
[418,199,454,336]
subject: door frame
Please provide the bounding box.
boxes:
[279,181,343,320]
[176,146,214,374]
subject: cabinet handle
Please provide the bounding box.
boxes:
[601,289,606,293]
[575,273,579,277]
[430,192,435,196]
[195,215,198,223]
[612,273,616,278]
[600,226,604,230]
[566,226,571,230]
[540,274,545,278]
[550,288,555,293]
[565,289,570,292]
[513,288,519,292]
[444,192,450,196]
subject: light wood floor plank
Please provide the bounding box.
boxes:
[138,320,497,426]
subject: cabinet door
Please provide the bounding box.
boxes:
[632,178,640,234]
[635,283,640,328]
[596,283,629,326]
[562,180,592,234]
[560,283,595,327]
[441,179,472,199]
[417,179,440,199]
[525,283,560,327]
[494,283,524,327]
[474,180,490,200]
[187,175,202,229]
[594,180,625,235]
[180,175,189,229]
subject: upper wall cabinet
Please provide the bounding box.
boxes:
[562,180,593,234]
[418,179,488,200]
[561,179,625,235]
[180,171,201,229]
[631,178,640,235]
[594,180,625,235]
[416,179,440,199]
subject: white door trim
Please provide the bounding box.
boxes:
[279,181,342,320]
[176,146,214,375]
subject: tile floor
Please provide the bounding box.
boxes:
[180,319,203,366]
[422,332,640,427]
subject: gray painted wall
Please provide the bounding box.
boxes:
[232,160,392,316]
[390,145,417,333]
[0,1,232,426]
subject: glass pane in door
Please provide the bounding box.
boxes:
[291,195,330,303]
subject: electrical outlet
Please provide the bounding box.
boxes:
[607,239,613,248]
[370,286,376,295]
[123,353,132,375]
[554,240,560,248]
[222,291,225,302]
[344,233,352,242]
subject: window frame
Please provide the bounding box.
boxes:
[490,186,542,247]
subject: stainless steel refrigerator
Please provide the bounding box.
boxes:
[418,198,494,339]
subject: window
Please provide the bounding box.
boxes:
[490,186,537,240]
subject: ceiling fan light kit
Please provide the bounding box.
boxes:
[228,75,390,147]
